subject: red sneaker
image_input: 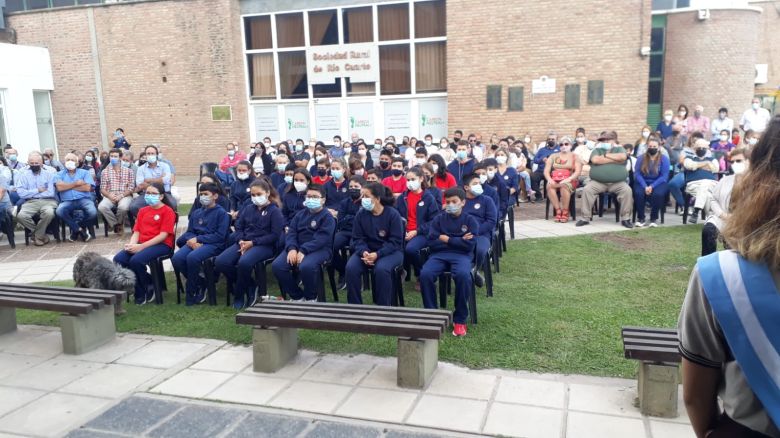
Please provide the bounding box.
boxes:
[452,323,467,337]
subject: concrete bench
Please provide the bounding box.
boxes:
[236,300,452,389]
[621,326,681,418]
[0,282,126,355]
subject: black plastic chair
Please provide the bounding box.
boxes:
[199,162,218,178]
[1,209,15,249]
[596,193,621,223]
[544,190,577,221]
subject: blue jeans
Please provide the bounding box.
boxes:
[420,252,472,324]
[113,243,171,304]
[271,248,331,300]
[668,173,685,206]
[633,183,669,222]
[171,244,223,302]
[56,197,97,234]
[214,243,276,303]
[345,250,403,305]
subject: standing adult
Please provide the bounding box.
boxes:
[129,145,176,219]
[710,107,734,141]
[111,128,131,150]
[739,97,772,134]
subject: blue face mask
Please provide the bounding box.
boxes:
[470,184,484,196]
[445,203,461,214]
[303,197,321,210]
[144,194,161,206]
[331,170,344,180]
[284,175,293,184]
[456,151,468,160]
[110,158,120,166]
[277,164,287,172]
[599,143,612,150]
[361,198,374,211]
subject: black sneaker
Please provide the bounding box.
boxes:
[688,211,699,224]
[336,275,346,291]
[575,220,590,227]
[474,272,485,288]
[621,220,634,229]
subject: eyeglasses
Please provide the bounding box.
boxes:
[561,143,571,146]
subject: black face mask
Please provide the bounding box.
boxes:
[349,188,361,200]
[647,148,659,156]
[695,148,707,157]
[379,161,390,169]
[546,140,556,148]
[453,137,461,142]
[29,165,41,173]
[317,169,327,177]
[391,169,403,177]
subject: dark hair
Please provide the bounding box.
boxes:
[457,140,469,148]
[116,128,125,134]
[718,107,728,114]
[349,175,366,186]
[363,182,395,206]
[144,145,159,155]
[198,182,221,196]
[444,187,466,200]
[199,173,225,195]
[284,163,297,172]
[333,135,342,141]
[145,182,174,209]
[366,168,380,178]
[415,147,427,156]
[250,178,282,207]
[454,130,463,136]
[109,148,123,157]
[483,158,498,168]
[236,160,252,170]
[428,154,447,179]
[391,157,405,165]
[380,149,394,158]
[307,183,326,199]
[406,167,428,190]
[473,161,488,172]
[295,138,304,144]
[286,168,312,194]
[461,172,480,186]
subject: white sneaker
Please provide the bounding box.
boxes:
[635,221,646,228]
[649,221,659,228]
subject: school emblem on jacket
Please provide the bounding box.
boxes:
[198,219,204,225]
[154,215,160,221]
[504,175,509,180]
[475,203,481,210]
[341,187,347,192]
[418,201,424,207]
[461,225,468,232]
[261,210,267,216]
[310,220,317,228]
[246,187,250,192]
[378,229,386,237]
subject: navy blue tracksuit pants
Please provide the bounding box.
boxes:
[271,248,331,300]
[404,235,427,275]
[345,250,403,305]
[474,236,491,272]
[215,244,276,303]
[171,244,222,301]
[332,231,351,276]
[114,243,171,304]
[420,252,472,324]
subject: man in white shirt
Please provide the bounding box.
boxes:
[739,97,771,133]
[710,107,734,140]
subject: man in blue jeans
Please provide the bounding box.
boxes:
[55,153,97,242]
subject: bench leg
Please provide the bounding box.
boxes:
[252,327,298,373]
[638,362,679,418]
[0,307,17,335]
[60,304,116,355]
[397,337,438,389]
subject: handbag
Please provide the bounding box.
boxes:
[551,168,571,183]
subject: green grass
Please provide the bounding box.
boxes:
[177,203,192,217]
[18,226,700,378]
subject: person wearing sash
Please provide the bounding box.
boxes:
[678,115,780,438]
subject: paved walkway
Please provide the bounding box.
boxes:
[0,326,694,438]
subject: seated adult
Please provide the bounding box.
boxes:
[702,148,747,256]
[55,152,98,242]
[684,139,719,224]
[462,173,497,286]
[543,139,581,223]
[396,168,439,289]
[228,161,255,220]
[576,131,634,228]
[248,142,274,177]
[0,172,11,231]
[291,139,310,169]
[271,184,335,301]
[113,182,176,305]
[98,148,136,234]
[5,147,25,171]
[333,175,365,289]
[42,148,64,172]
[346,183,404,305]
[530,132,560,201]
[218,142,246,173]
[633,136,670,227]
[15,152,58,246]
[172,182,231,306]
[130,145,176,219]
[447,141,476,185]
[122,150,138,175]
[215,180,284,309]
[382,157,407,197]
[281,168,311,224]
[189,173,230,218]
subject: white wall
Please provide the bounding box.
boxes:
[0,43,55,160]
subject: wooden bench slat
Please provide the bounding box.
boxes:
[257,301,452,323]
[0,283,125,301]
[623,337,679,348]
[0,291,104,309]
[622,330,679,341]
[621,326,677,335]
[0,287,116,305]
[236,313,443,339]
[242,308,446,331]
[250,303,450,324]
[623,345,682,363]
[0,297,93,314]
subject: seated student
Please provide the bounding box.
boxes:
[114,182,176,305]
[382,157,407,197]
[292,139,310,169]
[308,146,328,175]
[684,138,720,224]
[365,168,381,184]
[412,147,428,168]
[702,148,747,256]
[281,168,311,223]
[54,153,98,242]
[271,184,335,301]
[495,148,519,200]
[333,175,365,289]
[633,136,670,227]
[270,154,291,189]
[228,160,255,220]
[172,183,231,305]
[345,183,404,305]
[215,180,284,309]
[420,188,479,337]
[542,142,581,223]
[396,168,439,288]
[481,159,510,219]
[472,163,500,216]
[462,172,497,287]
[420,163,443,209]
[312,158,332,185]
[428,154,456,192]
[349,158,366,178]
[376,149,393,179]
[323,158,350,212]
[447,141,476,184]
[189,173,230,218]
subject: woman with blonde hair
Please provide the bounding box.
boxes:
[678,115,780,438]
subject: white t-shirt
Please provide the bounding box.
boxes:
[740,107,771,133]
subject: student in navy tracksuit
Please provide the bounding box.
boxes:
[473,163,501,217]
[333,175,365,288]
[446,141,476,184]
[215,179,284,309]
[495,149,519,205]
[281,168,312,224]
[420,187,479,337]
[462,173,497,281]
[172,183,231,305]
[481,159,509,219]
[274,163,295,194]
[324,158,350,210]
[346,183,404,305]
[272,184,335,301]
[270,155,292,189]
[228,161,255,220]
[421,163,443,209]
[395,168,439,284]
[189,173,230,219]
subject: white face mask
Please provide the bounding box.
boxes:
[496,156,507,164]
[236,172,249,181]
[752,102,760,110]
[664,115,673,122]
[576,136,586,143]
[731,161,747,175]
[748,138,758,146]
[642,131,650,139]
[431,164,439,173]
[719,134,729,142]
[478,174,488,184]
[251,195,268,206]
[440,142,448,147]
[294,181,308,192]
[65,161,77,171]
[487,170,496,180]
[524,137,531,143]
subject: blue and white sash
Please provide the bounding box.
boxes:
[698,250,780,427]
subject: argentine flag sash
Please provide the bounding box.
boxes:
[697,250,780,427]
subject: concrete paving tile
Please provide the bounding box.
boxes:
[0,327,48,350]
[147,405,244,438]
[494,376,566,408]
[65,429,127,438]
[11,273,57,283]
[224,411,309,438]
[205,374,289,405]
[0,352,48,380]
[0,386,46,417]
[336,387,418,423]
[23,263,67,275]
[425,365,497,400]
[83,396,183,435]
[406,394,487,433]
[568,383,641,418]
[115,340,206,369]
[51,271,75,281]
[190,345,253,373]
[0,393,111,437]
[300,355,374,386]
[269,381,352,414]
[1,358,104,391]
[649,420,695,438]
[359,364,404,390]
[566,411,646,438]
[384,432,448,438]
[151,369,233,399]
[64,336,150,364]
[2,331,62,358]
[304,421,382,438]
[483,402,563,438]
[59,364,161,398]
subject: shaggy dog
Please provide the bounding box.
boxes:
[73,252,136,296]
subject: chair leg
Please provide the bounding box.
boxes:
[469,273,478,325]
[395,266,405,307]
[175,269,184,304]
[255,262,272,300]
[508,206,515,240]
[203,261,217,306]
[484,257,493,298]
[327,264,339,302]
[544,197,550,220]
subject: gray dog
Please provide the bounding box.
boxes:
[73,252,136,296]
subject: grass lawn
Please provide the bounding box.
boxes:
[18,225,700,378]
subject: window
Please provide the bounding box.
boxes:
[648,81,663,104]
[313,79,342,98]
[378,4,409,41]
[650,27,664,53]
[414,0,445,38]
[508,87,524,111]
[380,44,411,95]
[343,7,373,43]
[587,80,604,105]
[649,54,664,78]
[278,51,308,99]
[308,10,339,46]
[52,0,77,6]
[245,16,272,50]
[346,78,376,96]
[6,0,26,12]
[486,86,501,109]
[0,91,7,148]
[276,13,305,48]
[564,84,580,109]
[33,91,55,151]
[248,54,276,99]
[415,41,446,93]
[26,0,50,9]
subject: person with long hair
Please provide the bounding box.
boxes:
[543,139,581,223]
[678,115,780,438]
[420,163,443,209]
[633,135,670,227]
[324,158,350,211]
[114,182,176,305]
[345,182,404,305]
[427,153,456,191]
[396,168,440,289]
[634,125,653,157]
[282,168,312,223]
[215,179,284,309]
[228,160,256,219]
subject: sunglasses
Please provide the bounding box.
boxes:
[561,143,571,146]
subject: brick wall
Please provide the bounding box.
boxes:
[8,0,249,176]
[754,2,780,99]
[446,0,652,143]
[663,9,761,123]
